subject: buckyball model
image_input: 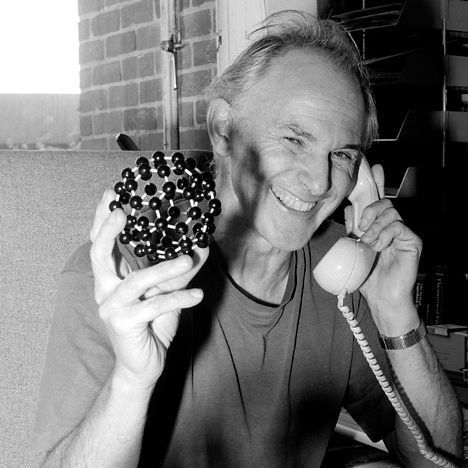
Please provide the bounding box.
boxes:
[109,151,221,264]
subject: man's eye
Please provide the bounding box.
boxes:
[331,150,358,161]
[284,136,303,146]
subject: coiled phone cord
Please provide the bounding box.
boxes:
[337,293,458,468]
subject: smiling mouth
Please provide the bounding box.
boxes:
[270,185,316,212]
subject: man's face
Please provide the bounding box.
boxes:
[225,48,366,251]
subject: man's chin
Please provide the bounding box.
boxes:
[266,231,315,252]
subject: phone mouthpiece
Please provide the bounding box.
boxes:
[312,237,376,295]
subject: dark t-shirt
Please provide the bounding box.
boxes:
[33,222,395,467]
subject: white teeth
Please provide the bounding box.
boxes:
[270,186,315,212]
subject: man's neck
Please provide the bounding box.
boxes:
[214,231,292,305]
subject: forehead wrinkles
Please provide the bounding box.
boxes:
[243,57,362,114]
[287,95,364,138]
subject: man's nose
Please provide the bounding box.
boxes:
[296,153,331,197]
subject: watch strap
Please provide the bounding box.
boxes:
[378,320,427,350]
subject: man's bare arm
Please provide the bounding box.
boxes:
[42,370,152,467]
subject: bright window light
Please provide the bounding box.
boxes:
[0,0,80,94]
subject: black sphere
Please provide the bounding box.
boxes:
[173,161,186,175]
[134,244,146,258]
[183,187,195,200]
[136,157,149,167]
[201,212,214,226]
[190,173,203,186]
[155,217,168,232]
[149,197,162,210]
[120,192,130,204]
[157,165,171,178]
[126,215,137,227]
[175,222,188,234]
[161,236,173,248]
[122,168,135,179]
[129,196,143,210]
[202,178,216,191]
[114,181,126,194]
[177,177,189,189]
[192,223,203,235]
[187,206,201,220]
[139,164,152,180]
[165,247,177,260]
[162,181,176,196]
[179,237,193,253]
[119,232,131,244]
[137,216,149,228]
[152,151,165,167]
[145,244,157,255]
[109,200,122,211]
[196,232,210,248]
[145,183,157,196]
[125,179,138,192]
[185,158,196,170]
[195,189,204,202]
[168,205,180,219]
[171,152,185,163]
[140,229,152,242]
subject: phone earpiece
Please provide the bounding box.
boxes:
[347,158,379,238]
[313,157,379,296]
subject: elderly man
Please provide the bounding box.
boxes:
[33,11,462,467]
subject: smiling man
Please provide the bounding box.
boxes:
[33,11,462,468]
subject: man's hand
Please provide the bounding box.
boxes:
[90,190,209,390]
[345,165,422,332]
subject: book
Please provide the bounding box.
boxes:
[423,265,447,325]
[414,272,429,323]
[433,265,447,325]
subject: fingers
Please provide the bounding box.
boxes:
[360,202,401,244]
[90,189,116,242]
[101,288,202,334]
[363,220,422,255]
[359,199,422,255]
[155,246,210,293]
[90,207,127,273]
[132,288,203,324]
[371,164,385,199]
[111,254,196,305]
[90,206,127,303]
[141,247,210,299]
[358,198,397,234]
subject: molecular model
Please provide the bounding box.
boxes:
[109,151,221,264]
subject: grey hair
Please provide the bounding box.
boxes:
[205,10,378,148]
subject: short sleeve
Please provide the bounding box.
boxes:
[343,298,396,442]
[31,243,115,456]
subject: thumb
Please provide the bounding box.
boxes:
[371,164,385,199]
[90,208,127,303]
[90,189,116,242]
[344,205,353,236]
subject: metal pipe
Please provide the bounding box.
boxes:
[160,0,182,149]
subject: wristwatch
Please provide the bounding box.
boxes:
[378,320,427,350]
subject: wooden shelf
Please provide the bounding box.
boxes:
[373,110,468,143]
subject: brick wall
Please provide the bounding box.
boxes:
[78,0,217,150]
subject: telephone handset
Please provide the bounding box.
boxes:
[313,157,379,296]
[313,159,456,467]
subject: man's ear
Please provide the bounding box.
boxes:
[207,98,233,158]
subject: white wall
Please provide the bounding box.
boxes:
[216,0,318,73]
